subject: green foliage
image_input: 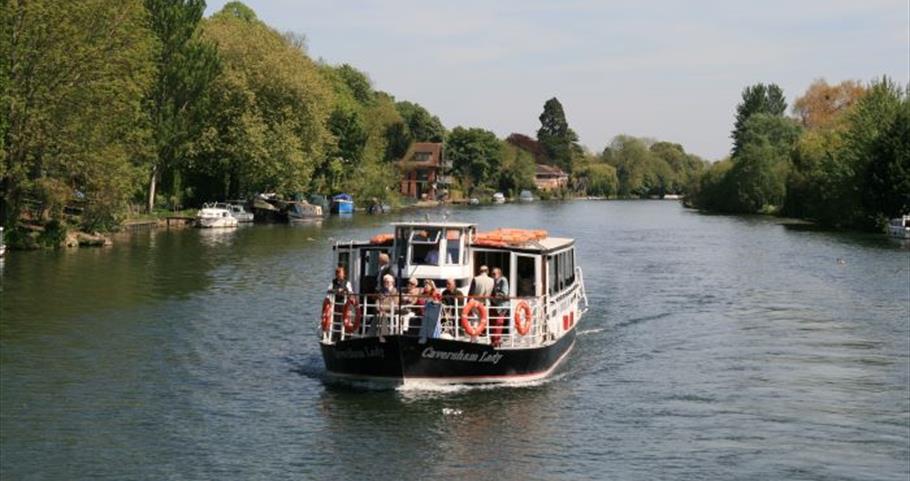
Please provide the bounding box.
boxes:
[2,0,155,227]
[186,4,333,201]
[383,101,446,160]
[601,135,683,197]
[144,0,221,212]
[696,77,909,231]
[446,127,503,191]
[537,97,580,173]
[575,162,619,197]
[498,144,536,195]
[732,83,787,157]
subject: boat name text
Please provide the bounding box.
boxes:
[421,347,503,365]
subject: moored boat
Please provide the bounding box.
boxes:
[887,215,910,240]
[286,200,323,221]
[0,226,6,257]
[318,222,588,385]
[492,192,506,204]
[331,193,354,215]
[195,204,239,228]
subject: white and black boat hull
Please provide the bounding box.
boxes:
[320,329,575,385]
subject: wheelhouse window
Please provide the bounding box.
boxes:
[445,229,462,264]
[409,229,442,265]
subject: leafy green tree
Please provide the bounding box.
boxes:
[144,0,221,212]
[732,83,787,157]
[575,162,619,197]
[187,2,332,201]
[446,127,503,189]
[848,78,909,226]
[1,0,155,227]
[537,97,580,173]
[498,144,536,195]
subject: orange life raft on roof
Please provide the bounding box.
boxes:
[474,228,548,247]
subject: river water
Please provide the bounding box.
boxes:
[1,201,908,480]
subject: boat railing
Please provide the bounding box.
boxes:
[320,280,585,348]
[320,293,555,348]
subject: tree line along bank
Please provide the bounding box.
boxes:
[3,1,904,250]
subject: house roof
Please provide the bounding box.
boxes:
[535,164,568,177]
[399,142,443,169]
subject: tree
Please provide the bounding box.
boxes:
[498,144,536,194]
[731,83,787,157]
[2,0,155,227]
[792,79,865,130]
[864,93,910,221]
[446,127,503,189]
[506,133,546,162]
[537,97,580,173]
[384,100,446,160]
[187,2,332,201]
[144,0,221,212]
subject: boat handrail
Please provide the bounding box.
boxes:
[320,281,584,348]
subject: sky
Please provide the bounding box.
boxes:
[204,0,910,160]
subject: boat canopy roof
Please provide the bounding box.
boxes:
[391,221,476,229]
[333,193,353,201]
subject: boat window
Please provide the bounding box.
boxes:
[516,255,536,297]
[548,255,558,294]
[409,229,442,265]
[337,250,351,279]
[445,229,462,264]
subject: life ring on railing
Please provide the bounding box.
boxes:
[321,297,333,332]
[460,300,488,338]
[563,313,570,330]
[342,297,362,333]
[513,301,533,336]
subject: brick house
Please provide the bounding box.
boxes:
[399,143,451,199]
[534,164,569,191]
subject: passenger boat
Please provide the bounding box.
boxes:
[318,222,588,385]
[195,204,239,228]
[887,215,910,240]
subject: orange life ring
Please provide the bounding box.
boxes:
[513,301,532,336]
[460,300,488,337]
[321,297,333,332]
[342,297,362,333]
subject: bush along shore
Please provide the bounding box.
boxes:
[686,78,910,232]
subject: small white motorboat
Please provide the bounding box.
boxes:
[519,190,535,202]
[196,204,239,228]
[492,192,506,204]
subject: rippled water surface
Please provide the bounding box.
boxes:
[2,201,908,480]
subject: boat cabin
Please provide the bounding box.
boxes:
[332,222,577,300]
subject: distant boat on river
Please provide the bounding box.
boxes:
[887,215,910,240]
[331,194,354,214]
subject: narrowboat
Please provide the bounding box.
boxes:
[318,222,588,385]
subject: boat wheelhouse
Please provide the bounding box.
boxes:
[319,222,588,385]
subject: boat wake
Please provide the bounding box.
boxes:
[395,370,571,399]
[577,327,606,336]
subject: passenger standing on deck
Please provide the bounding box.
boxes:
[327,266,352,296]
[376,253,392,292]
[326,266,352,339]
[441,279,463,335]
[469,265,494,298]
[490,267,510,347]
[376,274,397,340]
